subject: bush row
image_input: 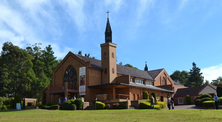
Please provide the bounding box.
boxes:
[202,101,215,107]
[195,94,213,107]
[0,95,23,110]
[139,102,161,109]
[96,102,126,109]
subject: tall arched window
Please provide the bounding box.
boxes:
[162,77,166,85]
[64,65,77,89]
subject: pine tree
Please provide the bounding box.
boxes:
[187,62,204,87]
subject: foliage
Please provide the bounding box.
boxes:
[217,86,222,97]
[74,98,83,110]
[202,101,215,107]
[93,99,99,105]
[60,101,76,110]
[143,91,149,99]
[170,70,189,86]
[96,102,106,109]
[41,105,52,109]
[67,100,75,104]
[124,64,138,69]
[186,95,191,105]
[200,97,213,106]
[27,102,32,106]
[52,105,60,110]
[2,105,7,110]
[36,102,41,108]
[156,102,166,108]
[0,97,3,110]
[203,80,210,86]
[105,104,110,109]
[195,94,213,107]
[200,94,212,99]
[139,102,160,109]
[42,93,46,105]
[211,76,222,85]
[47,101,55,106]
[151,93,157,103]
[14,95,21,108]
[187,62,204,87]
[194,99,201,106]
[112,103,119,109]
[117,104,126,109]
[219,97,222,105]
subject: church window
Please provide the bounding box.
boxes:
[104,68,107,74]
[162,77,166,85]
[63,65,77,85]
[104,52,107,59]
[135,79,143,84]
[112,68,114,74]
[112,53,114,58]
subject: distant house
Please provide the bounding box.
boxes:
[174,84,217,105]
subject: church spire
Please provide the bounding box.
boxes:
[144,61,148,71]
[105,11,112,43]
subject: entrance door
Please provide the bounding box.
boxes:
[161,96,163,101]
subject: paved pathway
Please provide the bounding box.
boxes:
[163,105,197,110]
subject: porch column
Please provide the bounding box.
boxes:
[112,85,116,99]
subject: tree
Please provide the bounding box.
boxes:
[124,64,138,69]
[187,62,204,87]
[211,76,222,85]
[203,80,210,86]
[170,70,189,86]
[78,51,82,55]
[0,42,35,97]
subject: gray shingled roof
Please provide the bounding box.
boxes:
[148,69,163,79]
[76,54,153,80]
[174,86,205,97]
[173,80,185,86]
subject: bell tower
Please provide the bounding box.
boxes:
[101,11,117,84]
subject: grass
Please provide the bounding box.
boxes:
[0,109,222,122]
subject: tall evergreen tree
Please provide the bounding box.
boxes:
[170,70,189,86]
[187,62,204,87]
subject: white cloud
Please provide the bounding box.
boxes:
[202,64,222,82]
[178,0,189,11]
[105,0,123,12]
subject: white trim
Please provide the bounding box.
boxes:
[199,85,216,95]
[178,98,184,104]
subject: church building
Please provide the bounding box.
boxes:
[44,13,182,106]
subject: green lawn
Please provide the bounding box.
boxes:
[0,109,222,122]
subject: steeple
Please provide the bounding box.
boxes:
[144,61,148,71]
[105,11,112,43]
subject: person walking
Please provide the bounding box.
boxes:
[150,95,155,109]
[214,94,219,109]
[171,95,174,109]
[167,96,171,110]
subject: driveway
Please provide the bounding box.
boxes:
[163,105,197,110]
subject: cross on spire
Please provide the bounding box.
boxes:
[107,11,109,18]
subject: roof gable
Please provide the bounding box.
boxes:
[198,85,217,95]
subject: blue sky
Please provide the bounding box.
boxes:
[0,0,222,82]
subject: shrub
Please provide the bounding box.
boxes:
[93,99,99,105]
[151,93,157,103]
[200,94,212,99]
[203,101,215,107]
[41,105,52,109]
[195,99,201,106]
[75,98,83,110]
[52,105,60,110]
[113,103,119,109]
[47,101,55,106]
[143,91,149,99]
[219,97,222,105]
[2,105,7,110]
[118,104,126,109]
[200,97,213,106]
[67,100,75,104]
[105,104,110,109]
[37,102,41,108]
[60,101,71,110]
[96,102,105,109]
[156,102,166,108]
[70,104,77,110]
[27,102,32,106]
[42,93,46,105]
[139,102,160,109]
[0,97,3,110]
[217,86,222,97]
[186,95,191,105]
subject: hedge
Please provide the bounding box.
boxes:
[96,102,105,109]
[156,102,166,108]
[139,102,160,109]
[60,101,76,110]
[118,104,126,109]
[200,97,213,106]
[52,105,60,109]
[41,105,52,109]
[217,86,222,97]
[186,95,191,105]
[75,98,83,110]
[143,91,149,99]
[200,94,212,99]
[47,101,55,106]
[202,101,215,107]
[219,97,222,105]
[151,93,157,103]
[67,100,75,104]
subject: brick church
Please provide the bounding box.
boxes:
[43,14,185,105]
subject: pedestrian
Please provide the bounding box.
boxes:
[64,97,67,102]
[150,95,155,109]
[58,98,61,104]
[214,94,219,109]
[167,96,171,110]
[171,95,174,109]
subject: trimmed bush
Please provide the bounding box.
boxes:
[143,91,149,99]
[151,93,157,103]
[195,99,201,106]
[217,86,222,97]
[70,104,77,110]
[156,102,166,108]
[203,101,215,107]
[2,105,7,110]
[113,103,119,109]
[75,99,83,110]
[200,97,213,106]
[67,100,75,104]
[0,97,3,110]
[96,102,105,109]
[93,99,99,105]
[52,105,60,110]
[47,101,55,106]
[186,95,191,105]
[27,102,32,106]
[139,102,160,109]
[200,94,212,99]
[37,102,41,108]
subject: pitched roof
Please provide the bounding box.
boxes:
[174,86,205,97]
[173,80,185,86]
[75,54,153,80]
[147,69,164,79]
